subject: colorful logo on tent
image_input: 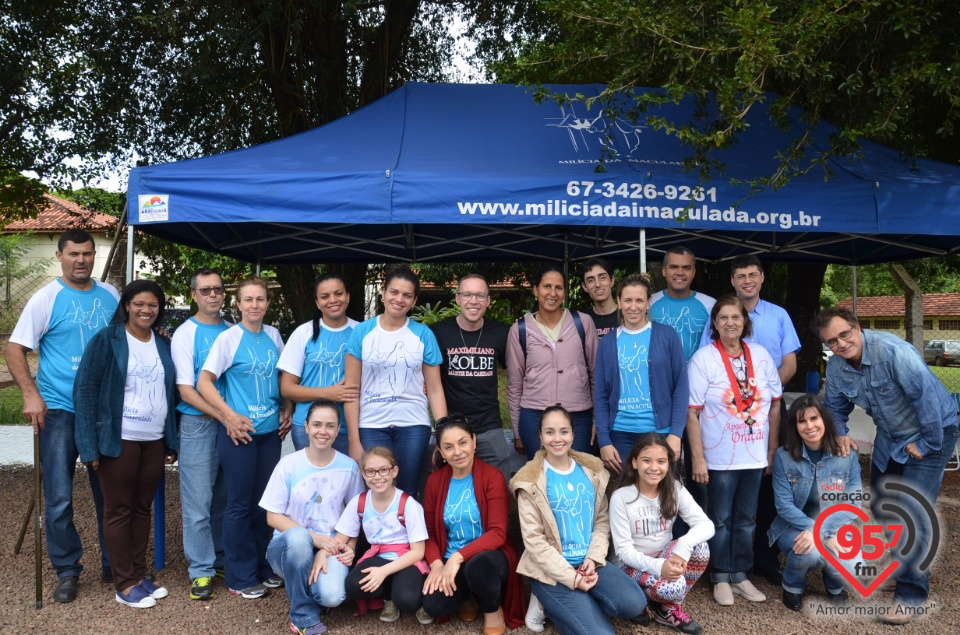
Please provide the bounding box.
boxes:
[138,194,169,223]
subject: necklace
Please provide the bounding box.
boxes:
[458,320,484,351]
[714,339,758,434]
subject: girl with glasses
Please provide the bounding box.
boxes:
[332,446,430,623]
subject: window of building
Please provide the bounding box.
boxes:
[923,319,933,330]
[873,319,900,329]
[939,319,960,331]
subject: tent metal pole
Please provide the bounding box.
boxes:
[256,261,261,276]
[126,223,134,284]
[639,229,647,273]
[851,265,858,317]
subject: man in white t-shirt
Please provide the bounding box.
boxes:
[6,228,120,603]
[170,268,231,601]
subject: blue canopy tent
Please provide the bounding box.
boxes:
[127,82,960,266]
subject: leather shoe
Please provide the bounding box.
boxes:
[782,589,803,611]
[458,597,479,622]
[877,603,915,625]
[828,590,850,608]
[482,608,506,635]
[53,576,79,603]
[755,565,782,585]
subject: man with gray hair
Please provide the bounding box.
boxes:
[430,274,511,484]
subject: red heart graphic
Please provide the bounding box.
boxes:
[813,503,899,598]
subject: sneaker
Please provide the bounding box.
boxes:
[416,607,435,624]
[828,589,850,608]
[525,593,546,632]
[229,583,267,599]
[190,576,214,601]
[627,610,651,627]
[289,621,327,635]
[713,582,734,606]
[139,578,169,599]
[115,584,157,608]
[262,574,284,589]
[214,566,225,579]
[380,600,401,622]
[730,579,766,602]
[653,603,703,635]
[781,589,803,612]
[52,576,79,603]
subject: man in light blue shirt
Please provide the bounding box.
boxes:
[817,306,958,620]
[6,228,120,603]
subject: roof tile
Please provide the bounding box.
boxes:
[4,193,117,232]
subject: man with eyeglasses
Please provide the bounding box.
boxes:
[6,228,119,602]
[170,268,232,600]
[581,258,619,339]
[816,306,958,623]
[429,274,511,485]
[701,254,800,585]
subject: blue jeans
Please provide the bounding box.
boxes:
[776,526,850,595]
[217,427,280,590]
[707,468,762,583]
[870,424,959,606]
[519,408,593,460]
[40,408,109,578]
[179,413,227,579]
[531,561,647,635]
[359,425,431,497]
[267,527,348,629]
[291,423,349,455]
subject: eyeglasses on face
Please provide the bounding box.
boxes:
[733,272,762,282]
[823,329,855,349]
[457,292,489,301]
[194,286,225,297]
[362,467,394,478]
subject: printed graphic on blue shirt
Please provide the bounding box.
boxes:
[614,328,657,433]
[546,462,595,566]
[650,292,713,361]
[443,475,483,558]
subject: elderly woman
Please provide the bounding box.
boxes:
[74,279,178,608]
[769,394,861,611]
[686,295,782,606]
[507,265,598,460]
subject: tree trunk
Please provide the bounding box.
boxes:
[274,264,317,325]
[326,262,369,321]
[783,263,828,392]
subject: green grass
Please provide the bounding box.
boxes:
[930,365,960,394]
[0,384,25,424]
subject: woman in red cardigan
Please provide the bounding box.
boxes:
[421,415,526,633]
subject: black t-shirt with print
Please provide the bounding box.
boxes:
[585,307,619,339]
[430,317,508,434]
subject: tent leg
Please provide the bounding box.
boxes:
[639,229,647,273]
[126,224,135,284]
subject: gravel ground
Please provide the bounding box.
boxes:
[1,459,958,634]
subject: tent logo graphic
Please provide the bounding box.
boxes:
[546,104,647,156]
[138,194,169,223]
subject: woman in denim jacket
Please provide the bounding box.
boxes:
[768,394,861,611]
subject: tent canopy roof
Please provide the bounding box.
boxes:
[128,83,960,265]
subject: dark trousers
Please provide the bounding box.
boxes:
[217,428,281,590]
[98,439,165,591]
[752,399,787,575]
[422,550,508,616]
[345,556,427,613]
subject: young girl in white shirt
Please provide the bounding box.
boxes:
[609,433,714,635]
[334,446,430,623]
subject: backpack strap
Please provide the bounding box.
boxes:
[356,491,367,523]
[397,491,410,528]
[519,311,589,367]
[518,316,527,363]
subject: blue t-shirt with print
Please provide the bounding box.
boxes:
[650,291,715,361]
[443,474,483,558]
[546,461,595,566]
[614,326,659,433]
[202,323,285,434]
[171,317,231,416]
[10,279,120,412]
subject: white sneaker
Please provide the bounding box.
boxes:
[731,579,766,602]
[525,593,546,632]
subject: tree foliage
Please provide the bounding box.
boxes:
[499,0,960,190]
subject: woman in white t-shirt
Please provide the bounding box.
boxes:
[334,446,430,622]
[686,295,782,607]
[198,277,292,599]
[74,280,178,609]
[279,273,359,454]
[344,266,447,497]
[260,399,365,635]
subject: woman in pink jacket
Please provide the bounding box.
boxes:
[507,266,598,460]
